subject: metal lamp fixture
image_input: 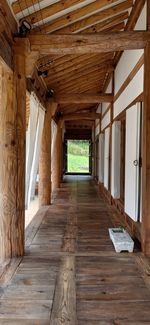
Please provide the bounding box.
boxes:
[19,20,31,37]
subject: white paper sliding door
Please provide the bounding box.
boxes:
[98,133,104,183]
[29,106,45,203]
[104,127,110,189]
[111,121,121,198]
[125,104,141,221]
[25,94,39,208]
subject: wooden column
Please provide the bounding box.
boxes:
[13,45,26,257]
[55,125,62,188]
[141,41,150,256]
[39,103,52,206]
[0,43,26,260]
[52,124,62,191]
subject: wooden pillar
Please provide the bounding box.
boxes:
[51,123,62,191]
[56,125,62,188]
[39,103,51,206]
[0,43,26,260]
[141,41,150,256]
[13,45,26,257]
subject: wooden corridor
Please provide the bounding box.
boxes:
[0,176,150,324]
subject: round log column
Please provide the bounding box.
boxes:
[39,103,52,206]
[14,47,26,257]
[0,46,26,261]
[51,124,62,191]
[56,126,63,188]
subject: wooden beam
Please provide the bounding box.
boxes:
[61,112,101,123]
[54,93,113,104]
[27,32,150,55]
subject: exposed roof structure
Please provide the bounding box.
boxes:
[8,0,145,122]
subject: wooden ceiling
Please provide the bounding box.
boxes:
[9,0,145,127]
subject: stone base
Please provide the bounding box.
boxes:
[109,228,134,253]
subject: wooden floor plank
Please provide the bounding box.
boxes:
[0,176,150,323]
[50,256,77,325]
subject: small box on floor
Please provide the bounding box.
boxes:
[109,228,134,253]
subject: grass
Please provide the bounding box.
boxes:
[67,140,90,173]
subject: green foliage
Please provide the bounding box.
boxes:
[68,140,89,156]
[67,140,90,173]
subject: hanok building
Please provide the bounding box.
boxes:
[0,0,150,323]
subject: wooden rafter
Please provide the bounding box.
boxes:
[79,12,129,34]
[19,0,87,24]
[32,0,133,33]
[46,63,114,87]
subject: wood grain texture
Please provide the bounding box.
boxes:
[54,93,113,104]
[0,64,17,261]
[35,0,132,34]
[51,126,62,190]
[0,177,150,323]
[50,256,76,324]
[13,47,26,257]
[28,32,150,55]
[39,102,54,206]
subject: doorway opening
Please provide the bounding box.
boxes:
[66,140,92,174]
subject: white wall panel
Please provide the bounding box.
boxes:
[99,133,104,183]
[29,106,45,201]
[114,66,144,118]
[102,78,112,115]
[104,127,110,190]
[111,121,121,199]
[125,104,141,221]
[115,50,143,95]
[101,110,110,131]
[25,94,39,208]
[134,3,146,30]
[95,123,100,136]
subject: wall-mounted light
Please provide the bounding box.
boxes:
[37,70,48,77]
[46,89,54,98]
[19,20,31,37]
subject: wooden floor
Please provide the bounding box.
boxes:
[0,176,150,324]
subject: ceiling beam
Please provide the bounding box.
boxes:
[60,112,101,127]
[27,32,150,55]
[54,93,113,104]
